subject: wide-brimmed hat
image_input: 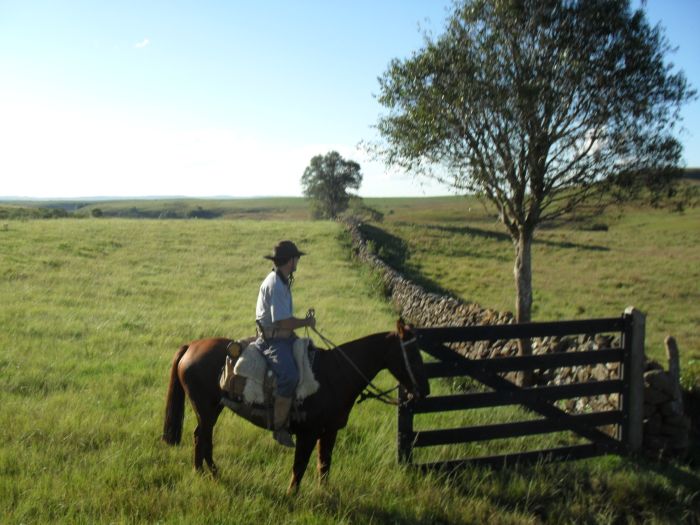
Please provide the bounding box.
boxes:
[264,240,306,262]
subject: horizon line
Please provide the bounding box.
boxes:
[0,194,457,202]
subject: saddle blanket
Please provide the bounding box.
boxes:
[220,337,319,405]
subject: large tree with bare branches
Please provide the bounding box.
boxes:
[373,0,694,364]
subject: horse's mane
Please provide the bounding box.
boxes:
[314,331,395,353]
[314,331,399,383]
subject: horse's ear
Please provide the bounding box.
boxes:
[397,318,406,337]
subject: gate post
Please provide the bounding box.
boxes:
[397,386,414,464]
[622,306,645,453]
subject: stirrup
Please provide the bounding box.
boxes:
[273,429,295,448]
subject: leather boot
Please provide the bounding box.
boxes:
[272,396,295,448]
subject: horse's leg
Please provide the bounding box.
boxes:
[317,428,338,485]
[203,405,223,477]
[180,367,206,473]
[176,338,230,477]
[192,400,223,477]
[193,421,205,471]
[287,431,317,495]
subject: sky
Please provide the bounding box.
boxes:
[1,1,698,199]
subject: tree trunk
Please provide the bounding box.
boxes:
[514,231,533,324]
[514,230,534,387]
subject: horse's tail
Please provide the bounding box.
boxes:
[162,344,189,445]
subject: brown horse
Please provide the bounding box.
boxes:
[161,320,430,493]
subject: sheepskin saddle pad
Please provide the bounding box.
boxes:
[219,337,320,406]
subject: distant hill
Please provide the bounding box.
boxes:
[1,170,697,219]
[0,197,314,220]
[684,167,700,181]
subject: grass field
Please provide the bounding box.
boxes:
[361,196,700,369]
[1,209,699,523]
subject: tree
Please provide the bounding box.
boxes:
[373,0,695,373]
[301,151,363,219]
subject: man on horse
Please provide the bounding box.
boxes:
[256,240,316,447]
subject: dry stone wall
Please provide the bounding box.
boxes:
[346,219,690,458]
[642,338,691,457]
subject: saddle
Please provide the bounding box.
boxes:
[219,338,320,430]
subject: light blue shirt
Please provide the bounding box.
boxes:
[255,271,293,329]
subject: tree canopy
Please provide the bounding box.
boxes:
[372,0,695,380]
[301,151,363,219]
[374,0,694,322]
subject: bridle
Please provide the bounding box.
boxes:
[398,335,420,396]
[310,326,422,407]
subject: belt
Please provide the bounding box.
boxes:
[258,327,294,340]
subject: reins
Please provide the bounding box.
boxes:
[308,325,406,406]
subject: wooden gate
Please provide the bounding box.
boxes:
[398,308,645,470]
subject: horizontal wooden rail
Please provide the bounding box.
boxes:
[423,348,623,376]
[397,313,642,469]
[412,410,622,447]
[416,317,624,343]
[416,342,621,447]
[412,380,624,413]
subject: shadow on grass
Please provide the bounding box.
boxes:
[424,223,610,252]
[423,223,512,243]
[413,453,700,523]
[359,223,410,268]
[359,223,456,298]
[641,436,700,492]
[360,221,607,301]
[302,482,464,524]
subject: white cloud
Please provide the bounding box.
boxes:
[134,38,150,49]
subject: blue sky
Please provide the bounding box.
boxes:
[1,1,698,198]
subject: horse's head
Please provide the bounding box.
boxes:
[385,319,430,400]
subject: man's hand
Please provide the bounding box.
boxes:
[305,315,316,330]
[275,311,317,331]
[305,308,316,329]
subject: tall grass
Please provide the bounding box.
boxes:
[1,218,698,524]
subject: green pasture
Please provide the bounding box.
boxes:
[362,196,700,370]
[1,216,699,523]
